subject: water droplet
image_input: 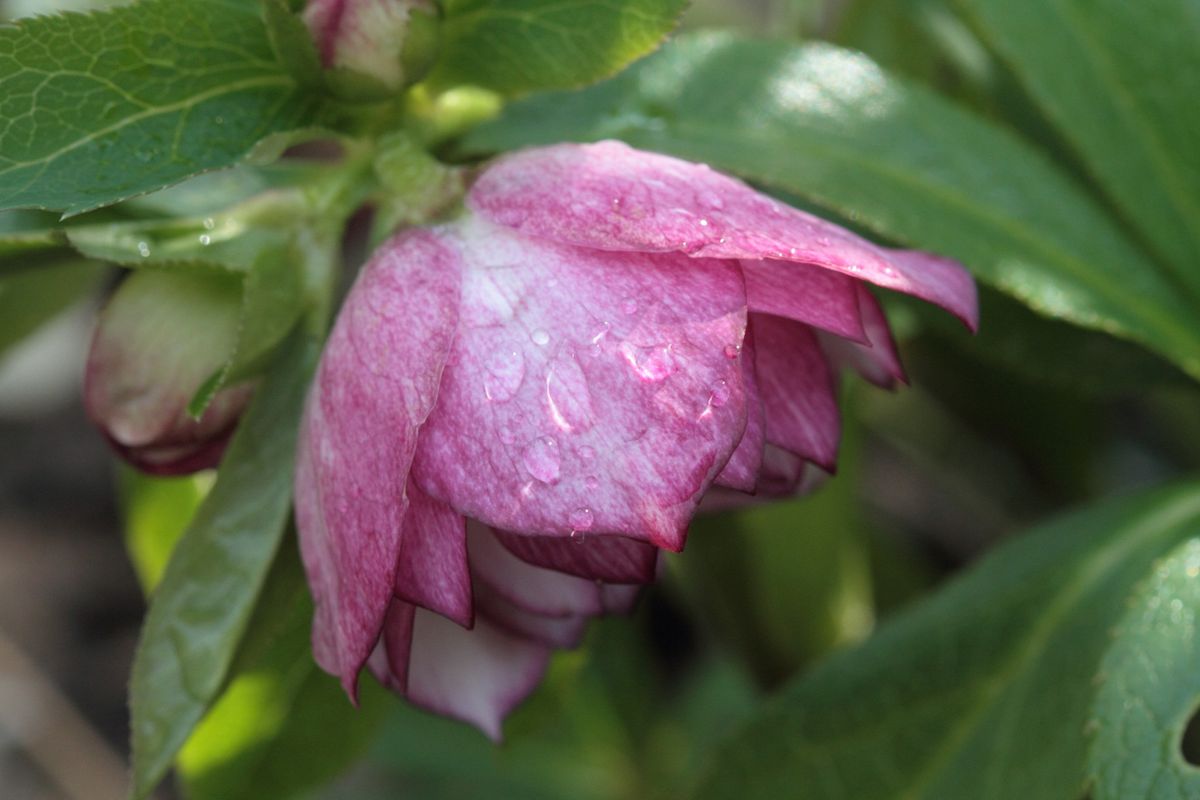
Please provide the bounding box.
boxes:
[531,329,551,346]
[522,436,561,484]
[704,193,725,210]
[136,241,151,257]
[545,351,594,432]
[620,341,677,381]
[709,379,731,407]
[198,234,211,246]
[788,247,797,256]
[578,445,595,461]
[484,344,525,402]
[584,475,600,490]
[569,507,594,531]
[724,343,742,359]
[202,217,216,231]
[621,298,638,315]
[699,218,709,227]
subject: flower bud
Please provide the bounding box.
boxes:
[304,0,439,92]
[85,270,252,475]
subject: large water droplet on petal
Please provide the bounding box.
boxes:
[709,379,731,408]
[523,436,561,484]
[545,351,594,432]
[568,507,594,532]
[531,329,551,346]
[484,344,525,402]
[620,341,678,381]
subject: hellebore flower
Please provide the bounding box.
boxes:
[295,140,977,737]
[85,270,252,476]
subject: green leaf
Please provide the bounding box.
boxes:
[186,242,307,417]
[1087,538,1200,800]
[120,469,215,594]
[693,481,1200,800]
[464,32,1200,381]
[0,256,101,357]
[178,541,389,800]
[425,0,687,96]
[958,0,1200,296]
[0,0,318,216]
[128,331,317,800]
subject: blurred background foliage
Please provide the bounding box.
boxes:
[1,0,1197,798]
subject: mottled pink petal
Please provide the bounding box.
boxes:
[740,259,864,340]
[752,314,840,471]
[758,445,813,497]
[494,529,658,584]
[819,284,907,388]
[467,525,603,617]
[474,580,590,648]
[406,608,550,740]
[412,215,748,552]
[295,229,460,696]
[393,481,472,627]
[469,141,977,328]
[714,325,764,492]
[377,599,416,693]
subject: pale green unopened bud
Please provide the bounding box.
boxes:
[304,0,439,93]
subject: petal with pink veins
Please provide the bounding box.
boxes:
[752,314,840,471]
[467,525,603,617]
[393,481,472,627]
[474,580,590,648]
[413,215,748,551]
[714,325,764,492]
[469,141,978,329]
[818,284,907,389]
[494,529,658,583]
[740,259,864,340]
[405,608,550,740]
[295,229,460,697]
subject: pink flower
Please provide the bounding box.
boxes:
[295,140,977,737]
[85,271,252,476]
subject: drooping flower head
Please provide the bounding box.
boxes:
[295,140,977,737]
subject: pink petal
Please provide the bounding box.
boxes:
[469,141,978,329]
[818,284,907,389]
[752,314,840,471]
[600,583,644,615]
[474,580,590,648]
[295,229,461,696]
[412,215,749,552]
[741,259,864,340]
[393,481,472,628]
[494,529,658,584]
[467,524,603,617]
[405,607,550,740]
[370,599,415,693]
[714,324,764,492]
